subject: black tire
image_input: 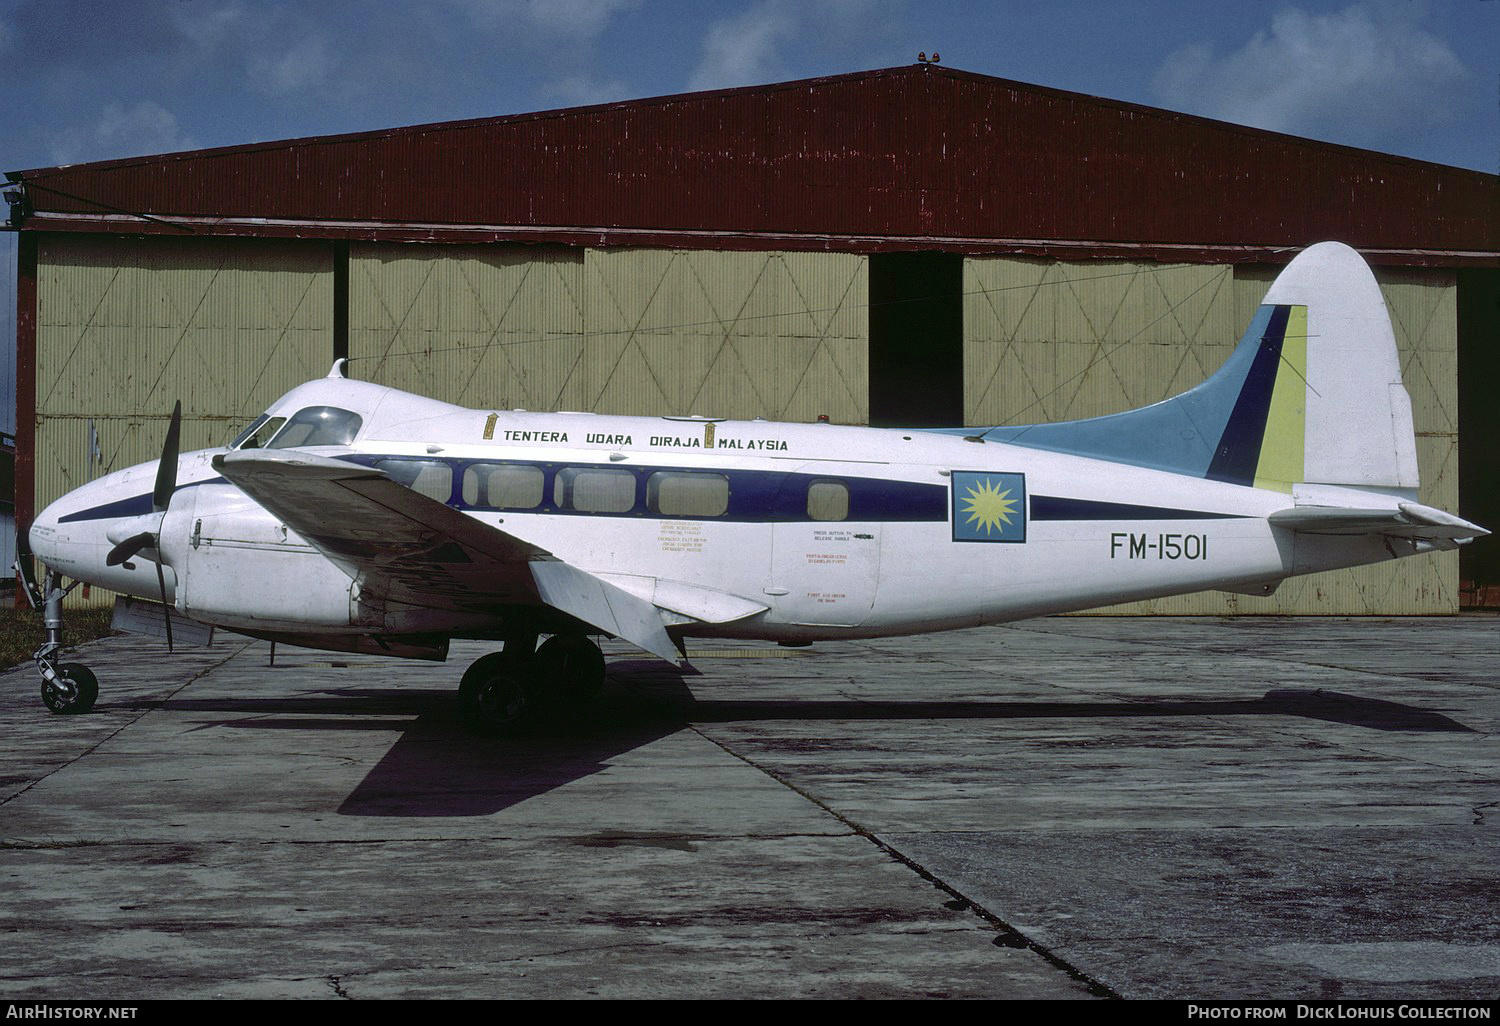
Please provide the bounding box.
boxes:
[41,664,99,715]
[458,654,531,736]
[535,634,606,704]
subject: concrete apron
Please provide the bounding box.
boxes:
[1,616,1496,999]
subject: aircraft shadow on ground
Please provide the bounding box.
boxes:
[118,667,1472,818]
[610,661,1475,734]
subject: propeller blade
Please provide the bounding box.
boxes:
[106,532,156,567]
[155,560,174,653]
[153,400,182,514]
[13,519,42,610]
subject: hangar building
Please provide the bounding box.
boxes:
[6,64,1498,613]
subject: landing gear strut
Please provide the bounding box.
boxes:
[28,569,98,715]
[457,632,607,736]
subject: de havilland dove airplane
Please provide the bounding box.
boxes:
[18,242,1488,734]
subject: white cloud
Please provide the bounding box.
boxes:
[1153,3,1468,149]
[248,35,336,97]
[540,73,634,108]
[49,101,199,165]
[453,0,637,37]
[169,1,246,57]
[688,2,796,91]
[523,0,637,36]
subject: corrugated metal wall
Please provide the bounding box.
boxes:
[34,233,332,522]
[352,245,868,422]
[350,243,587,411]
[16,67,1498,258]
[964,256,1460,613]
[2,234,16,437]
[965,258,1237,427]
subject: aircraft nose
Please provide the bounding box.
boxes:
[26,465,190,600]
[27,479,137,584]
[29,493,87,574]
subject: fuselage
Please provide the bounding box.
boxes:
[29,376,1398,649]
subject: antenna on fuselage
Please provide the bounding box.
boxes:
[327,359,348,379]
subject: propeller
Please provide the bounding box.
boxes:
[104,400,181,651]
[13,510,42,610]
[105,401,181,567]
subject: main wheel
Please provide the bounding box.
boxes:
[458,654,531,736]
[41,664,99,715]
[534,634,606,703]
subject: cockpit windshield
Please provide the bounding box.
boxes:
[231,407,362,450]
[230,414,286,450]
[267,406,363,448]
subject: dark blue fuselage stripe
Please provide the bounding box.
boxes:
[57,479,224,523]
[60,463,1252,528]
[1030,496,1247,521]
[1205,304,1289,486]
[341,455,950,523]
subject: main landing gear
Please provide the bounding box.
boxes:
[28,568,99,715]
[457,633,607,736]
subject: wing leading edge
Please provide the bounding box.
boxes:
[212,450,686,665]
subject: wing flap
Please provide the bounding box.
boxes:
[531,562,682,665]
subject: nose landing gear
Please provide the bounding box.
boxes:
[24,568,99,715]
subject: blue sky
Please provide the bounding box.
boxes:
[1,0,1498,435]
[0,0,1494,173]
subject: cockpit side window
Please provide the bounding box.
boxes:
[265,407,363,449]
[231,414,287,450]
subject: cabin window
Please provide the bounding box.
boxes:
[266,406,363,448]
[807,480,850,521]
[647,471,729,517]
[376,459,453,502]
[231,415,286,450]
[556,467,636,513]
[464,463,545,509]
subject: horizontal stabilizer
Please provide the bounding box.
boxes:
[1270,502,1488,542]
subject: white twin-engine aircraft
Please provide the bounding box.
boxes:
[21,242,1488,733]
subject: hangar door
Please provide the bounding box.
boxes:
[348,244,870,424]
[32,234,333,517]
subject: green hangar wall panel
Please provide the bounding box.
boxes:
[962,255,1460,614]
[349,243,587,413]
[33,234,333,518]
[350,246,869,423]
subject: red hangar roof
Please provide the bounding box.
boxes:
[5,64,1498,266]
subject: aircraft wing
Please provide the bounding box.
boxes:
[1270,501,1489,543]
[211,450,686,665]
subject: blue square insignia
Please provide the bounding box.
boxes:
[951,471,1027,543]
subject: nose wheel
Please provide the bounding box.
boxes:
[40,664,100,715]
[25,568,99,715]
[457,633,607,736]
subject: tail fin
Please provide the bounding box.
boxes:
[965,241,1420,495]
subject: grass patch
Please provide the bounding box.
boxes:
[0,607,120,672]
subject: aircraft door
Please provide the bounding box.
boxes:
[769,476,881,627]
